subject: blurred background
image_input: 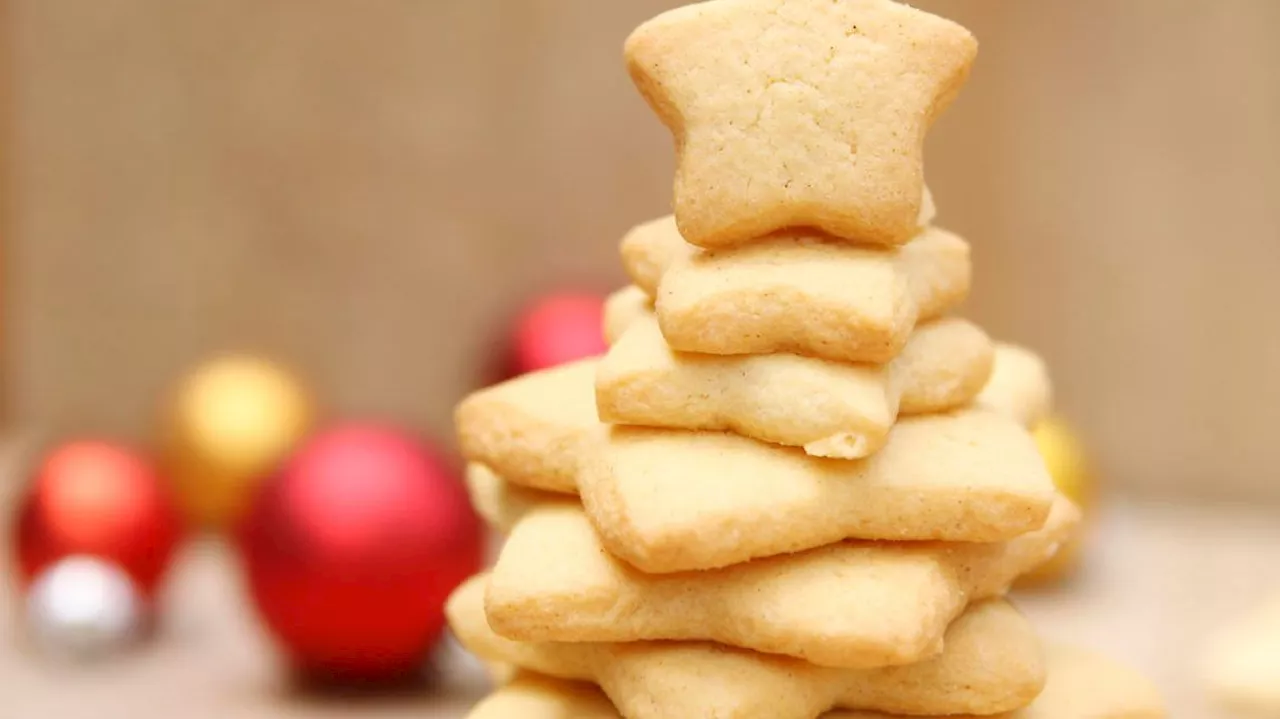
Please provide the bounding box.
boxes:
[2,1,1280,717]
[6,0,1279,501]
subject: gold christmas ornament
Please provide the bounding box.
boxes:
[160,355,314,529]
[1019,415,1096,586]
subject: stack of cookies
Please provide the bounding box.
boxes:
[449,1,1166,716]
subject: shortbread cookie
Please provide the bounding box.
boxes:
[1204,595,1280,714]
[655,226,971,364]
[455,359,598,493]
[619,186,936,297]
[976,343,1052,428]
[469,674,619,719]
[626,0,976,248]
[451,576,1044,719]
[457,348,1051,562]
[619,216,689,296]
[468,645,1164,719]
[894,319,994,415]
[600,292,1051,436]
[602,285,652,344]
[485,497,1076,668]
[464,463,566,532]
[596,314,993,458]
[601,285,651,345]
[580,409,1055,573]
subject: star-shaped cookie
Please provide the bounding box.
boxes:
[451,576,1046,719]
[468,647,1166,719]
[627,0,977,248]
[484,497,1076,668]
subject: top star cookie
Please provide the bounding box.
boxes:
[626,0,977,248]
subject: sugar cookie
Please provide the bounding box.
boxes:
[579,409,1055,573]
[657,227,969,363]
[485,497,1076,668]
[467,645,1164,719]
[451,576,1044,719]
[597,314,993,458]
[469,674,618,719]
[976,343,1052,428]
[620,187,936,297]
[626,0,976,248]
[619,221,971,363]
[619,216,689,297]
[599,289,1053,440]
[455,359,598,493]
[601,285,651,345]
[458,364,1054,572]
[457,346,1053,569]
[464,463,564,532]
[602,285,650,343]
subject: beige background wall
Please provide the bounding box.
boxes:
[4,1,1280,499]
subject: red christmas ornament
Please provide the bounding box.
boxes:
[14,440,184,597]
[235,424,483,681]
[511,292,608,375]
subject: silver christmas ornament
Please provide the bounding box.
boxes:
[25,555,143,662]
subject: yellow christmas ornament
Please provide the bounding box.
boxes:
[1019,415,1097,586]
[160,355,315,530]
